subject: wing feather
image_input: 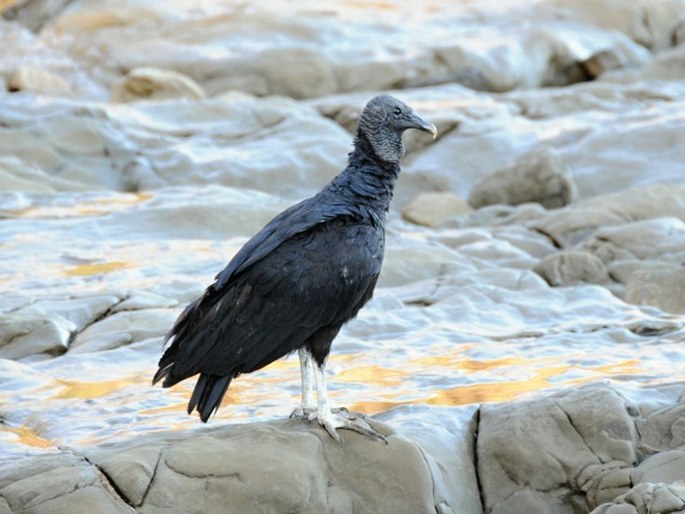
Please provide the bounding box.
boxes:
[155,217,383,387]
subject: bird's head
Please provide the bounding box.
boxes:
[357,95,437,164]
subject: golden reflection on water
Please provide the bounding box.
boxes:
[5,193,153,220]
[336,365,405,386]
[53,377,136,399]
[65,261,130,276]
[1,426,53,448]
[348,358,644,414]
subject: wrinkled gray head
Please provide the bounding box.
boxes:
[357,95,437,164]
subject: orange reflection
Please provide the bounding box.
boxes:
[6,193,153,220]
[65,261,130,276]
[139,402,189,416]
[428,364,572,406]
[336,365,405,386]
[53,378,134,399]
[349,358,645,414]
[1,426,53,448]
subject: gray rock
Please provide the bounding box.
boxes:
[83,418,436,513]
[111,67,206,102]
[402,191,472,227]
[376,405,483,514]
[0,314,73,359]
[0,453,132,514]
[534,251,610,286]
[469,148,576,209]
[8,66,73,97]
[632,450,685,485]
[70,308,177,353]
[84,445,161,507]
[625,268,685,314]
[477,385,640,514]
[581,49,632,79]
[591,483,685,514]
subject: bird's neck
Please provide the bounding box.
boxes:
[328,137,400,216]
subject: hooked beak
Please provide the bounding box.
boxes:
[406,112,438,139]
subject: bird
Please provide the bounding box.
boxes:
[152,94,437,443]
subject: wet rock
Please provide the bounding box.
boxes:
[111,290,178,312]
[0,293,125,359]
[632,450,685,484]
[534,251,610,286]
[253,47,337,99]
[0,19,102,99]
[468,148,576,209]
[581,49,632,79]
[0,314,73,359]
[377,405,483,514]
[111,67,206,102]
[81,418,436,513]
[591,483,685,514]
[70,308,177,353]
[477,383,685,514]
[529,185,685,248]
[0,94,351,198]
[1,0,74,33]
[119,157,164,192]
[550,0,685,51]
[608,44,685,83]
[625,268,685,313]
[84,445,161,507]
[478,385,639,514]
[8,66,73,96]
[675,17,685,46]
[0,453,132,514]
[16,294,124,334]
[581,217,685,264]
[402,191,471,227]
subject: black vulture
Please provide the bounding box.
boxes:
[153,95,437,442]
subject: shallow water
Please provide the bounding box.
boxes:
[1,189,683,463]
[1,0,685,467]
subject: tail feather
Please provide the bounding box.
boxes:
[152,362,174,386]
[188,373,234,422]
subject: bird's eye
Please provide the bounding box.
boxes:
[393,107,402,116]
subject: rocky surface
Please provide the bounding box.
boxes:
[1,382,684,514]
[1,0,685,513]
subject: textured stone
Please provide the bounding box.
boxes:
[8,66,73,96]
[0,454,132,514]
[402,191,472,227]
[111,67,206,102]
[86,418,436,514]
[469,148,576,209]
[0,314,73,359]
[534,251,610,286]
[625,268,685,313]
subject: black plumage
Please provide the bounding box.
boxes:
[153,94,436,440]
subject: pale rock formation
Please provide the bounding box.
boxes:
[534,251,611,287]
[402,191,472,227]
[469,148,576,209]
[111,67,206,102]
[8,66,73,96]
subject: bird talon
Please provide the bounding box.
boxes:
[290,406,317,421]
[322,422,344,445]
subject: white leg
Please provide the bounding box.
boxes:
[290,348,316,420]
[313,360,387,445]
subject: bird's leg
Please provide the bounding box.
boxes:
[313,361,387,445]
[290,348,316,420]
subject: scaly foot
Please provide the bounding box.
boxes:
[316,408,388,445]
[290,405,317,421]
